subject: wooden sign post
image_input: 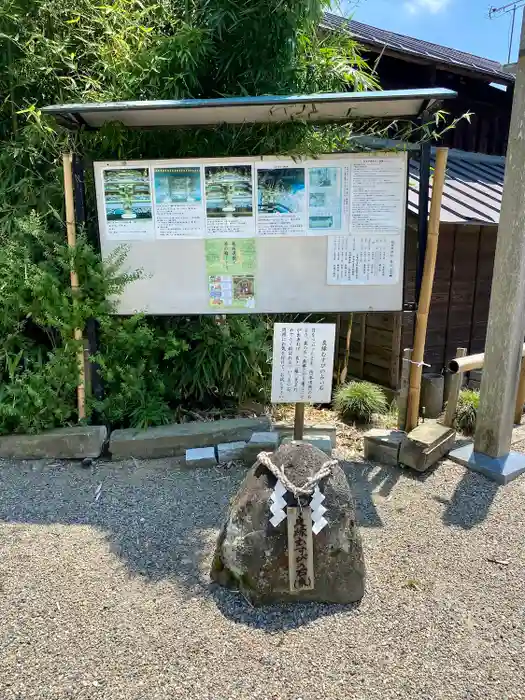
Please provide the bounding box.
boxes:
[294,403,305,440]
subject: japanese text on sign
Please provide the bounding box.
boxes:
[271,323,336,403]
[327,235,399,285]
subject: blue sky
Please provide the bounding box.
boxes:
[338,0,522,63]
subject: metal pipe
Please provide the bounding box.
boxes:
[449,343,525,374]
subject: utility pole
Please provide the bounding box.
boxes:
[470,10,525,482]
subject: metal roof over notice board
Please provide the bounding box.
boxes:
[408,149,505,225]
[40,88,456,129]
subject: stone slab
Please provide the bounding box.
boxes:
[185,447,217,469]
[280,435,332,455]
[242,431,279,465]
[273,422,337,448]
[364,428,405,466]
[447,442,525,485]
[109,417,270,459]
[0,425,108,460]
[399,422,456,472]
[217,441,246,464]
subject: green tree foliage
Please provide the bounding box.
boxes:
[0,0,381,431]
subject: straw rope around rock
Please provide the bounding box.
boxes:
[257,451,337,498]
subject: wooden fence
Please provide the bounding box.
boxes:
[334,219,498,390]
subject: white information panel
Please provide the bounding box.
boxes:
[94,152,407,314]
[271,323,336,403]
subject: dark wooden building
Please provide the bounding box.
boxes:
[322,12,515,156]
[321,14,512,390]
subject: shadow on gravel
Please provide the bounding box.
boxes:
[210,585,361,631]
[440,469,499,529]
[341,461,403,527]
[0,459,245,595]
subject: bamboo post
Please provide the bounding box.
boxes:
[63,152,86,420]
[406,147,449,432]
[514,355,525,424]
[397,348,412,430]
[443,347,467,428]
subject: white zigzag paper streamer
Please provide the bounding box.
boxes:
[270,479,287,527]
[310,485,328,534]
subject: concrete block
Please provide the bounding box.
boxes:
[273,422,337,448]
[0,425,108,460]
[281,434,332,455]
[364,428,405,466]
[185,447,217,469]
[109,416,271,459]
[217,441,246,464]
[448,441,525,484]
[242,431,279,465]
[399,421,456,472]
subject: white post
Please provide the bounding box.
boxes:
[474,13,525,458]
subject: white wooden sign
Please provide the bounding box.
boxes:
[271,323,336,403]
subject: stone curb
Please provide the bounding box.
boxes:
[0,426,108,460]
[110,417,271,459]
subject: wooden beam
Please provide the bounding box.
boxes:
[443,347,467,428]
[390,312,403,389]
[359,314,367,378]
[397,348,412,431]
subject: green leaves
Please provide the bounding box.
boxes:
[91,315,272,429]
[0,0,456,434]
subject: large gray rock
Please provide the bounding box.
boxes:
[110,417,270,459]
[211,442,365,605]
[0,425,107,460]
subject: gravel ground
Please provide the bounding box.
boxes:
[1,454,524,700]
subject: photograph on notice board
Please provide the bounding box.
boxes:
[153,166,204,238]
[257,167,305,215]
[154,166,201,204]
[103,168,152,221]
[308,166,342,231]
[208,275,256,309]
[204,165,253,218]
[256,165,306,236]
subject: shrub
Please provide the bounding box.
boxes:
[0,212,135,434]
[454,389,479,434]
[333,381,388,424]
[92,315,272,429]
